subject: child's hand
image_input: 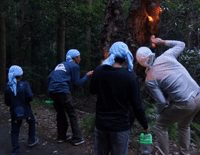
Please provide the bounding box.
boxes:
[87,70,94,76]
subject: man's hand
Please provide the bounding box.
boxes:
[151,38,165,45]
[86,70,94,76]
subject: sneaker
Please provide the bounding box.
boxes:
[73,138,85,146]
[11,153,19,155]
[11,152,19,155]
[56,135,71,143]
[28,137,39,147]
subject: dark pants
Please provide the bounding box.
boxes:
[50,93,82,142]
[94,128,130,155]
[11,115,35,154]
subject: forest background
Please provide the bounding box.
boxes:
[0,0,200,151]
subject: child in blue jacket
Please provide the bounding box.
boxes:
[4,65,38,155]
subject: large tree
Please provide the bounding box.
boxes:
[101,0,161,81]
[0,13,7,91]
[16,0,25,65]
[125,0,161,82]
[101,0,123,60]
[85,0,92,71]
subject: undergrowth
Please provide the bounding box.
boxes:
[28,97,200,148]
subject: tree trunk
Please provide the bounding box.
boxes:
[85,0,92,71]
[101,0,124,59]
[57,17,65,64]
[16,0,25,65]
[185,9,193,49]
[0,13,7,91]
[125,0,161,82]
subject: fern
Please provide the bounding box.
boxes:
[79,114,95,136]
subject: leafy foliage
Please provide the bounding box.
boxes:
[191,122,200,147]
[79,113,95,136]
[178,48,200,85]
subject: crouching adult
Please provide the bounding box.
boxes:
[136,38,200,155]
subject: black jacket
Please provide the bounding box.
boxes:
[90,65,148,132]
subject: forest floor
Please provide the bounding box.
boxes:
[0,94,200,155]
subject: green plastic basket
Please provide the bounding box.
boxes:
[139,133,152,144]
[45,100,54,104]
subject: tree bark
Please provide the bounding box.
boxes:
[0,13,7,91]
[184,9,193,49]
[85,0,92,70]
[125,0,161,82]
[101,0,124,58]
[16,0,25,65]
[57,16,65,64]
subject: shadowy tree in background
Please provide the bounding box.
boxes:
[101,0,123,60]
[57,3,66,64]
[0,0,199,97]
[85,0,92,71]
[0,12,7,91]
[16,0,25,65]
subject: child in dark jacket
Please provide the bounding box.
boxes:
[4,65,38,155]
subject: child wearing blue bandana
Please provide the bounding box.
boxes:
[48,49,93,146]
[4,65,38,155]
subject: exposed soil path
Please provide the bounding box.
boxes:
[1,94,200,155]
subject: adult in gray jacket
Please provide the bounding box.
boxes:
[136,38,200,155]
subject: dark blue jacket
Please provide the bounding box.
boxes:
[48,61,89,93]
[4,81,34,120]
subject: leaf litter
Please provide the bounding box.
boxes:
[0,94,200,155]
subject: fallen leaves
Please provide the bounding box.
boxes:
[1,94,200,155]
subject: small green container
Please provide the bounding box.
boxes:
[45,100,54,104]
[139,133,152,154]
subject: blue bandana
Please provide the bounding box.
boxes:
[102,42,134,72]
[7,65,23,96]
[66,49,80,62]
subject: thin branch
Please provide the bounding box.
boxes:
[160,1,188,28]
[21,19,42,28]
[100,0,107,5]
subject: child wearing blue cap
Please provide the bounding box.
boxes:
[4,65,38,155]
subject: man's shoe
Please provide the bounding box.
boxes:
[28,137,39,147]
[11,153,19,155]
[56,135,71,143]
[73,138,85,146]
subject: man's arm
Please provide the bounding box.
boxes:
[71,65,89,87]
[152,38,185,58]
[146,81,169,114]
[128,76,148,130]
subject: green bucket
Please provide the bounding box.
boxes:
[139,133,152,154]
[45,100,54,104]
[139,133,152,144]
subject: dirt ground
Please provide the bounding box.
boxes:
[0,94,200,155]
